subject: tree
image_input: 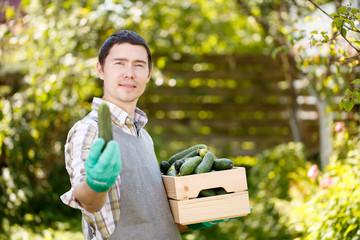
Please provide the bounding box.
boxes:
[235,0,359,168]
[307,0,360,112]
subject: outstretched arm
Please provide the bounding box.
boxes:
[74,138,122,212]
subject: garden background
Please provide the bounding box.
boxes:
[1,0,360,239]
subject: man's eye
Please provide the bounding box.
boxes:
[135,64,144,68]
[115,62,124,65]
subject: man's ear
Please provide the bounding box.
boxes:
[96,62,104,80]
[146,68,152,83]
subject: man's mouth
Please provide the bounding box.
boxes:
[119,82,136,89]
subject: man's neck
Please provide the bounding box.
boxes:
[102,96,136,119]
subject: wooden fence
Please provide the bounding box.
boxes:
[138,54,358,160]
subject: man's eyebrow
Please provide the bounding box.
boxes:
[111,58,147,64]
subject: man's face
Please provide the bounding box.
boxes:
[97,43,151,110]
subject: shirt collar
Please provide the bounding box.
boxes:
[91,97,148,129]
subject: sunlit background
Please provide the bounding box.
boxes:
[0,0,359,239]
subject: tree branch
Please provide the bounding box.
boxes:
[341,33,360,53]
[307,0,332,18]
[307,0,360,54]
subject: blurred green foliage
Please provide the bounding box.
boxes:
[287,129,360,239]
[1,0,360,239]
[235,142,307,239]
[182,130,360,240]
[182,142,308,240]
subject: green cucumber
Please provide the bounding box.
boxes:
[194,152,215,174]
[212,158,234,171]
[98,102,113,149]
[198,148,211,158]
[179,156,202,176]
[198,189,216,197]
[160,161,171,174]
[168,144,207,165]
[178,149,199,162]
[166,163,177,176]
[174,160,184,172]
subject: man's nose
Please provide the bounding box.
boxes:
[124,65,134,79]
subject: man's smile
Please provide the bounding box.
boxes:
[119,82,136,89]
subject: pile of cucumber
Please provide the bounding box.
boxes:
[160,144,234,177]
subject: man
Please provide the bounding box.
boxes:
[61,30,229,240]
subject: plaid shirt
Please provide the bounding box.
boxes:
[60,97,149,240]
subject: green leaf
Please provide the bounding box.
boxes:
[329,12,339,18]
[351,79,360,84]
[343,100,355,112]
[344,223,358,237]
[345,89,353,96]
[310,30,318,34]
[339,99,344,110]
[311,38,318,46]
[341,27,347,37]
[338,6,347,14]
[332,18,343,28]
[349,21,355,30]
[350,8,359,14]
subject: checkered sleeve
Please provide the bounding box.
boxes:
[60,115,98,210]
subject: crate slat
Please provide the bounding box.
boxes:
[169,192,250,225]
[162,167,248,200]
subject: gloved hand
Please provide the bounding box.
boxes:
[188,206,253,230]
[85,138,121,192]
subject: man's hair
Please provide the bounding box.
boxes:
[98,30,152,72]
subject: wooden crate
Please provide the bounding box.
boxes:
[162,167,251,225]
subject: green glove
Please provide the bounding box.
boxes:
[85,138,121,192]
[188,219,230,230]
[188,206,253,230]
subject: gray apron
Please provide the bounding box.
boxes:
[109,124,181,240]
